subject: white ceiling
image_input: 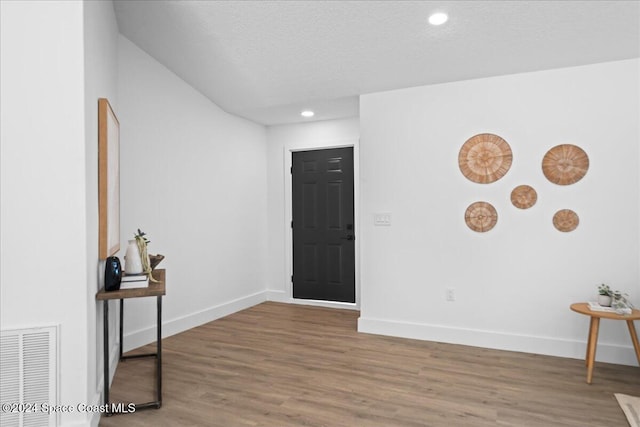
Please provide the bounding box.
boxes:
[114,1,640,126]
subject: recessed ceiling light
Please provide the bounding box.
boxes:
[428,12,448,26]
[301,110,315,118]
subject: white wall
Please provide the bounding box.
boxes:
[83,1,119,425]
[358,59,640,365]
[117,35,268,349]
[1,2,90,426]
[265,119,360,306]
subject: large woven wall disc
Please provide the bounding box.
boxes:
[542,144,589,185]
[459,133,513,184]
[465,201,498,232]
[510,185,537,209]
[553,209,579,232]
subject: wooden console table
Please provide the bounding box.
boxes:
[570,302,640,384]
[96,269,166,415]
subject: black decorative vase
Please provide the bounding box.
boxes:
[104,256,122,291]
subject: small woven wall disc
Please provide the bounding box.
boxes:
[465,201,498,232]
[553,209,579,232]
[510,185,537,209]
[459,133,513,184]
[542,144,589,185]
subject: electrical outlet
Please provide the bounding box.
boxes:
[446,288,455,302]
[374,213,392,226]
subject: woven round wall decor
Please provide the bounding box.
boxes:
[510,185,537,209]
[458,133,513,184]
[553,209,579,232]
[542,144,589,185]
[465,201,498,232]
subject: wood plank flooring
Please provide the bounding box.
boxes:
[99,302,639,426]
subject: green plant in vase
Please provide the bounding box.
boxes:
[597,284,612,307]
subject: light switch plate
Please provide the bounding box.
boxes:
[374,213,392,226]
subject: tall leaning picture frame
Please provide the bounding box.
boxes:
[98,98,120,259]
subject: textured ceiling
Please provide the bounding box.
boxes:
[114,1,640,125]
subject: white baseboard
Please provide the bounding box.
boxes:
[87,389,103,427]
[118,290,636,366]
[122,291,268,352]
[358,316,639,366]
[265,290,288,302]
[267,290,359,311]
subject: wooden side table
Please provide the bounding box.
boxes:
[96,269,166,415]
[570,302,640,384]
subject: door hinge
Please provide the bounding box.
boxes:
[291,220,293,228]
[291,275,294,283]
[290,166,293,174]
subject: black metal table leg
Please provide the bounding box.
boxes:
[103,300,111,416]
[157,295,162,407]
[96,268,165,417]
[119,299,124,360]
[116,295,163,411]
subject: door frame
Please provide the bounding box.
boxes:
[283,138,360,310]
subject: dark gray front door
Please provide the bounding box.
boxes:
[292,147,355,303]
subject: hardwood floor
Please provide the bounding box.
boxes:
[99,302,639,426]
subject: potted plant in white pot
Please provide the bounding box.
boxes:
[597,284,613,307]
